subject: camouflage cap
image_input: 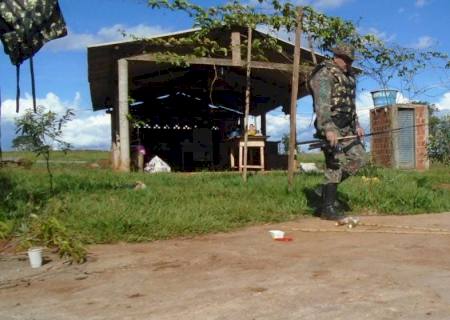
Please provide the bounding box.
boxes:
[332,44,355,61]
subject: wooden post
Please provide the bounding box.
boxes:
[261,112,267,136]
[231,32,242,66]
[118,58,130,172]
[260,113,267,170]
[138,153,144,172]
[242,26,253,182]
[288,7,303,191]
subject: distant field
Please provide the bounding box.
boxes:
[1,150,449,244]
[2,150,110,162]
[2,150,324,162]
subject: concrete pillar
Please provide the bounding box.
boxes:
[118,58,130,172]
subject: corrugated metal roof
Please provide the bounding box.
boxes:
[87,28,201,48]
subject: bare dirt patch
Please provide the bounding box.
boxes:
[1,213,450,320]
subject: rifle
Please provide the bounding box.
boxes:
[297,124,426,150]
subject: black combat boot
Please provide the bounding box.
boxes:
[320,183,346,221]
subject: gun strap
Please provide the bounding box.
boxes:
[342,139,362,153]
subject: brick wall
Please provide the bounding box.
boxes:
[370,104,429,170]
[370,108,392,167]
[414,105,429,170]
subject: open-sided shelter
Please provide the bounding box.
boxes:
[88,27,324,171]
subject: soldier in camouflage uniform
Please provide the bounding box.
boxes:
[308,44,366,221]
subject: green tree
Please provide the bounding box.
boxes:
[144,0,449,93]
[428,113,450,165]
[11,135,36,151]
[281,133,301,154]
[14,106,74,191]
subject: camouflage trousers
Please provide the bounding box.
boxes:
[322,136,366,184]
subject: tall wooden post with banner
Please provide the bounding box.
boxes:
[242,26,253,182]
[288,7,303,191]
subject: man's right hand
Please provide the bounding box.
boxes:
[325,130,338,147]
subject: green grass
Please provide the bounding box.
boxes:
[1,151,449,244]
[0,169,314,243]
[296,152,326,165]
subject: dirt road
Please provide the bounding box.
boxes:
[1,213,450,320]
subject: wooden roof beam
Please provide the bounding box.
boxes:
[127,53,313,74]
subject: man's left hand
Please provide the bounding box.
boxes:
[356,127,365,140]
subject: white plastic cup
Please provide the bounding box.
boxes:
[27,247,43,268]
[269,230,285,239]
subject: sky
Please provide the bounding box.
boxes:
[1,0,449,151]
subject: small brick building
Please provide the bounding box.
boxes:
[370,104,429,170]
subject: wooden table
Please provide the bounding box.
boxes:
[229,135,266,171]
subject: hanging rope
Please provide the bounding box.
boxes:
[15,65,20,113]
[30,56,37,112]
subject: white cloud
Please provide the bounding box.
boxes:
[1,92,68,120]
[266,111,291,141]
[415,0,429,8]
[45,24,172,51]
[411,36,436,49]
[45,32,98,51]
[1,92,111,149]
[63,113,111,148]
[356,91,373,129]
[363,27,396,42]
[435,92,450,111]
[396,92,410,104]
[266,106,315,142]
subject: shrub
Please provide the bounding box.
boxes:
[428,115,450,165]
[14,106,74,191]
[20,214,87,264]
[0,220,14,240]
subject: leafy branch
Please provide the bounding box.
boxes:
[143,0,449,96]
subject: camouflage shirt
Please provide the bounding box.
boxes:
[0,0,67,65]
[308,61,357,137]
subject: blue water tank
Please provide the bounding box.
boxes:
[371,89,398,107]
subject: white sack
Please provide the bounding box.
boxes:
[144,156,171,173]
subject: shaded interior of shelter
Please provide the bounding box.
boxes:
[88,27,328,171]
[128,63,289,171]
